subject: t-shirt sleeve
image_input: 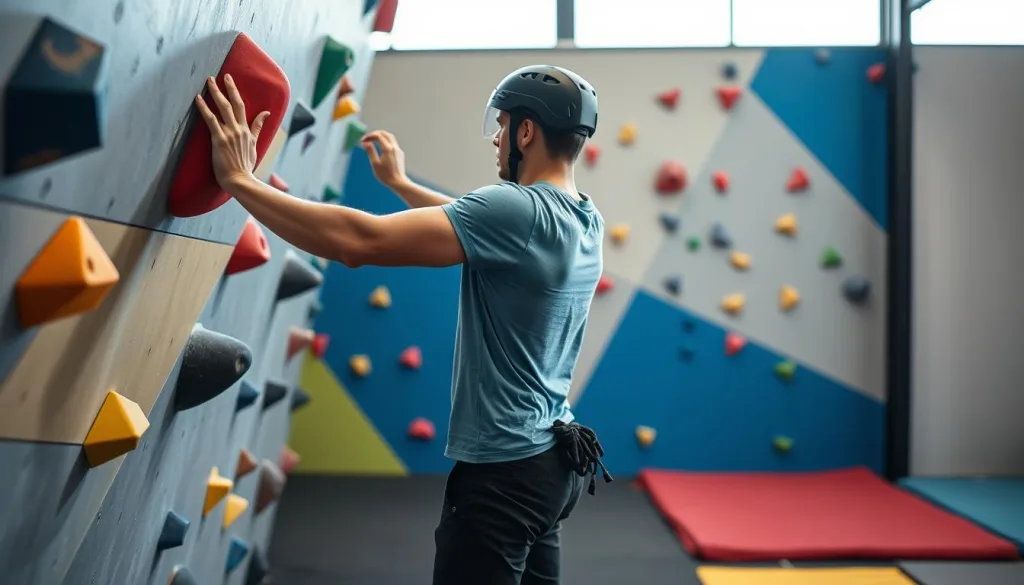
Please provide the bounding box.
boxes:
[441,183,538,269]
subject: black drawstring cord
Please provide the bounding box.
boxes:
[553,420,613,495]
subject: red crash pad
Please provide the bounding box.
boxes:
[168,33,291,217]
[637,467,1019,562]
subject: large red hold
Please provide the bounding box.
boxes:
[408,418,435,441]
[656,161,687,195]
[168,33,291,217]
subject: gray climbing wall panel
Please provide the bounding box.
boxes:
[0,0,376,583]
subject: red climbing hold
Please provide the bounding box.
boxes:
[408,418,435,441]
[311,333,329,358]
[168,33,290,217]
[268,173,289,192]
[786,167,810,192]
[596,274,614,294]
[373,0,400,33]
[584,144,600,167]
[656,161,687,195]
[867,63,886,84]
[716,86,741,111]
[658,88,681,110]
[712,171,729,194]
[725,332,746,356]
[279,446,300,474]
[399,346,422,370]
[225,217,271,276]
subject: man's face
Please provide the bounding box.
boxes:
[493,110,510,181]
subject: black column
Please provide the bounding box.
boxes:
[556,0,574,44]
[884,0,915,481]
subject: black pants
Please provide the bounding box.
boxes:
[432,445,585,585]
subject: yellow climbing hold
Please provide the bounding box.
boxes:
[332,96,360,120]
[775,213,798,236]
[610,224,630,245]
[222,493,249,529]
[368,285,391,308]
[83,390,150,468]
[636,425,657,448]
[730,251,752,271]
[721,293,745,315]
[203,467,233,517]
[349,354,372,378]
[617,123,637,146]
[779,285,801,311]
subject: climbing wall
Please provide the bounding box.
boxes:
[0,1,380,583]
[293,46,889,476]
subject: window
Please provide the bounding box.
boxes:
[911,0,1024,45]
[573,0,731,48]
[731,0,881,46]
[370,0,558,51]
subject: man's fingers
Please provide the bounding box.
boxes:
[251,111,270,141]
[206,77,237,126]
[361,139,381,166]
[194,94,226,139]
[223,74,247,125]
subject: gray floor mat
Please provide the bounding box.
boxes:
[899,561,1024,585]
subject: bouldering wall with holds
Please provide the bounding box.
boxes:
[0,0,379,583]
[299,46,888,477]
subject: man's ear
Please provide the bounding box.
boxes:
[518,118,536,150]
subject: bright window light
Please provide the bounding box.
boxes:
[732,0,881,46]
[382,0,558,51]
[912,0,1024,45]
[574,0,731,48]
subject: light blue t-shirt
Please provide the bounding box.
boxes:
[440,181,603,464]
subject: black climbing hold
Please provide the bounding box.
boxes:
[291,387,311,411]
[363,0,380,15]
[679,346,695,362]
[236,379,259,411]
[659,213,679,233]
[262,380,288,410]
[308,298,323,320]
[663,276,682,296]
[157,510,190,551]
[276,250,324,301]
[842,276,871,305]
[301,132,316,154]
[709,223,732,248]
[169,566,197,585]
[4,17,109,177]
[246,545,270,585]
[288,101,315,137]
[721,61,738,80]
[681,318,696,332]
[174,324,253,411]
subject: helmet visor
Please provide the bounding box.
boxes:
[482,104,502,138]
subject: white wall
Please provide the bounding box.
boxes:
[911,47,1024,476]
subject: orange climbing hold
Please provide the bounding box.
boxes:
[408,418,436,441]
[725,332,747,356]
[658,87,681,109]
[349,354,372,377]
[584,144,600,167]
[867,63,886,84]
[225,216,271,276]
[779,285,801,311]
[787,167,810,192]
[399,346,423,369]
[596,274,614,294]
[712,171,730,194]
[222,494,249,530]
[636,425,657,448]
[83,390,150,468]
[656,161,687,195]
[203,467,233,517]
[332,96,360,121]
[716,86,741,110]
[610,224,630,245]
[268,173,289,192]
[280,446,301,474]
[16,216,120,328]
[721,293,746,315]
[236,448,258,479]
[369,285,392,308]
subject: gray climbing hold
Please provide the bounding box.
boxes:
[246,545,270,585]
[659,213,679,233]
[174,324,253,411]
[842,276,871,305]
[288,101,315,137]
[290,387,311,411]
[276,249,324,301]
[709,223,732,248]
[308,298,323,320]
[815,49,831,64]
[255,459,286,514]
[236,379,259,411]
[301,131,316,154]
[262,380,288,410]
[663,276,682,296]
[169,566,197,585]
[157,510,189,551]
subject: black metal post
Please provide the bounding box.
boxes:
[556,0,574,44]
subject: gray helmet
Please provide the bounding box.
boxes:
[483,65,598,182]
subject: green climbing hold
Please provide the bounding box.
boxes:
[686,236,701,251]
[323,185,341,203]
[312,37,355,108]
[344,120,367,153]
[773,436,793,453]
[775,360,797,381]
[821,246,843,269]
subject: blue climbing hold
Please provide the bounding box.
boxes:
[663,276,682,296]
[721,61,738,80]
[842,276,871,305]
[236,380,259,411]
[226,536,250,573]
[709,222,732,248]
[659,212,679,233]
[363,0,379,15]
[157,510,190,551]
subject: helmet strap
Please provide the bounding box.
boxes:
[507,111,526,184]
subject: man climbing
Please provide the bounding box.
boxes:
[194,64,611,585]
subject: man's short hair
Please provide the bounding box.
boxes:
[515,108,587,163]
